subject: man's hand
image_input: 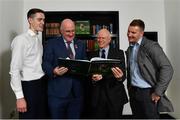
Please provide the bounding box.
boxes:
[53,66,68,76]
[16,98,27,113]
[92,74,103,81]
[151,92,161,104]
[111,67,123,80]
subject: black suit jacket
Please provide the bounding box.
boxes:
[88,47,128,111]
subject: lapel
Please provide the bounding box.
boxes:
[107,47,114,59]
[58,36,69,57]
[126,44,134,69]
[137,37,147,59]
[73,39,81,59]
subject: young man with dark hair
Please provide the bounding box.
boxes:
[9,8,47,119]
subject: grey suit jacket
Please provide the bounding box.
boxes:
[126,37,174,112]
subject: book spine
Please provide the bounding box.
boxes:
[109,23,113,34]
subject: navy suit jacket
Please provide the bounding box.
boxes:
[42,36,86,98]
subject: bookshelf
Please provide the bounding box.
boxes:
[43,11,119,52]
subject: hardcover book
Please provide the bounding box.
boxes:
[75,21,90,34]
[58,57,122,76]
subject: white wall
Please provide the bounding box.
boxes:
[164,0,180,119]
[0,0,23,118]
[22,0,166,115]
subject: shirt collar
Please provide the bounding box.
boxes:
[100,45,109,52]
[28,29,38,37]
[130,37,143,46]
[63,38,74,44]
[137,37,143,45]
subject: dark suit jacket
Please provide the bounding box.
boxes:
[42,36,86,98]
[88,47,128,111]
[126,37,174,112]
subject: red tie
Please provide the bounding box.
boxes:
[66,42,74,59]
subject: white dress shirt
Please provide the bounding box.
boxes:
[99,45,109,59]
[9,29,44,99]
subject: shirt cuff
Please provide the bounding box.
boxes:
[15,91,24,99]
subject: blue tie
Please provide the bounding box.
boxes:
[101,49,105,58]
[130,45,135,71]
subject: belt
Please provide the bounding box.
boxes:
[130,86,152,91]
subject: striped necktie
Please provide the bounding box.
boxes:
[66,41,74,59]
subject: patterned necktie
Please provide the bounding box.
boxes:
[66,41,74,59]
[101,49,105,58]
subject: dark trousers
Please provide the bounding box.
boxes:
[48,94,83,119]
[19,76,48,119]
[90,85,123,119]
[129,86,159,119]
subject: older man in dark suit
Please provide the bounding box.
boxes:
[86,28,128,119]
[42,19,86,119]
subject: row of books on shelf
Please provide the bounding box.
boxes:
[46,22,60,36]
[92,23,113,35]
[86,40,98,52]
[45,21,114,36]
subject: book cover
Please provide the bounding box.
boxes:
[58,57,122,76]
[75,21,90,34]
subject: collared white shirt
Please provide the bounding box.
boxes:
[9,29,44,99]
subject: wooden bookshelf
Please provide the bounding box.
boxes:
[43,11,119,52]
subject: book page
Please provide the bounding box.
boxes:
[90,57,120,62]
[60,57,90,63]
[90,57,105,61]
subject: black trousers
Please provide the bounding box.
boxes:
[19,76,48,119]
[129,86,159,119]
[90,85,123,119]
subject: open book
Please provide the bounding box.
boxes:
[58,57,122,76]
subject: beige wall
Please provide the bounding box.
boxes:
[164,0,180,118]
[0,0,23,118]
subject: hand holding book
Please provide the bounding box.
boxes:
[92,74,103,81]
[111,67,124,80]
[53,66,68,76]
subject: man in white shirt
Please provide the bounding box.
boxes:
[9,8,47,119]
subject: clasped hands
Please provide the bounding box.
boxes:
[92,67,123,81]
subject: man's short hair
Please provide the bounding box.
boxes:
[129,19,145,31]
[27,8,44,19]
